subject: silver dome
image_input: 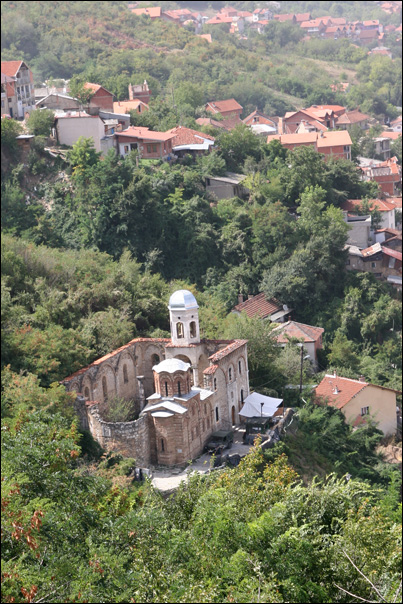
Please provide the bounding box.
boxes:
[168,289,199,310]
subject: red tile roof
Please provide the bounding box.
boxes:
[209,339,248,362]
[206,16,234,24]
[206,99,243,114]
[267,130,352,148]
[336,109,370,124]
[196,117,226,130]
[274,13,295,21]
[203,364,219,375]
[315,374,400,409]
[315,375,368,409]
[131,7,162,18]
[272,321,324,344]
[166,126,215,146]
[85,83,113,96]
[381,131,401,140]
[381,246,402,261]
[295,13,311,22]
[62,338,171,382]
[342,198,398,212]
[113,99,149,113]
[1,60,24,77]
[115,126,175,141]
[233,293,282,319]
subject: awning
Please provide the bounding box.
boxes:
[239,392,283,418]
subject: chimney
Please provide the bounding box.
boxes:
[238,294,244,305]
[359,375,366,383]
[333,386,339,394]
[248,294,253,300]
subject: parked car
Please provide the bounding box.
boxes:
[204,430,234,454]
[243,416,271,445]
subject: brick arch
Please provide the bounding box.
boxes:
[95,363,116,403]
[237,355,247,375]
[116,350,137,400]
[142,343,166,397]
[81,375,94,400]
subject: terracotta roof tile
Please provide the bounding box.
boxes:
[381,246,402,260]
[131,7,162,18]
[1,60,24,77]
[233,293,282,318]
[209,339,247,362]
[272,321,324,344]
[113,99,149,113]
[206,99,243,114]
[381,131,401,140]
[342,198,398,212]
[203,364,219,375]
[115,126,175,141]
[166,126,215,146]
[315,375,368,409]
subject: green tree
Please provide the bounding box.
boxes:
[67,136,101,182]
[1,118,22,153]
[26,108,55,136]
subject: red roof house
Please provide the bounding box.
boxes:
[271,321,324,368]
[115,127,175,160]
[232,293,291,323]
[85,83,114,112]
[315,374,399,435]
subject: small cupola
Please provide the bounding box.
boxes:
[152,358,192,398]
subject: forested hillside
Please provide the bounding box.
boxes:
[1,1,402,602]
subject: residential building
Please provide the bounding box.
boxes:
[115,126,175,160]
[273,13,297,23]
[374,136,391,160]
[243,109,277,134]
[271,321,324,369]
[232,293,292,323]
[205,98,243,119]
[381,131,401,141]
[85,83,114,113]
[267,130,353,161]
[131,6,162,19]
[360,157,402,196]
[167,126,215,159]
[205,172,249,201]
[342,212,372,249]
[345,242,402,288]
[196,117,227,130]
[36,93,80,112]
[1,71,16,117]
[62,290,251,465]
[128,81,151,104]
[315,374,399,435]
[54,112,106,152]
[1,60,35,118]
[375,228,402,251]
[113,99,149,114]
[390,115,402,132]
[252,8,273,21]
[341,198,398,230]
[336,109,370,130]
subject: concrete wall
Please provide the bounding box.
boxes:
[343,386,397,435]
[56,116,105,151]
[345,216,372,248]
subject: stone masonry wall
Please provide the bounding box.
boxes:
[86,403,153,466]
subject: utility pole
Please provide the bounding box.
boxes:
[299,344,304,395]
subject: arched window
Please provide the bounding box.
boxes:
[189,321,197,338]
[177,381,181,396]
[123,364,128,384]
[241,389,244,403]
[207,417,210,430]
[102,376,108,401]
[151,354,160,366]
[214,378,217,391]
[238,360,242,374]
[84,387,90,400]
[161,438,165,452]
[215,406,219,422]
[231,391,234,400]
[176,322,184,338]
[164,381,168,397]
[229,367,232,381]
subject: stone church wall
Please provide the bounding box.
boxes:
[86,402,153,466]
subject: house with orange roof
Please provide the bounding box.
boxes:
[1,60,35,118]
[381,2,402,14]
[267,130,353,161]
[232,293,292,323]
[271,321,324,369]
[113,99,149,115]
[273,13,296,23]
[336,109,370,130]
[390,115,402,132]
[315,374,399,435]
[131,6,162,19]
[166,126,215,158]
[206,98,243,120]
[115,126,175,160]
[360,157,402,196]
[85,82,114,113]
[341,198,399,230]
[295,13,311,23]
[346,241,402,287]
[128,81,151,104]
[196,117,227,130]
[243,109,277,133]
[252,8,273,22]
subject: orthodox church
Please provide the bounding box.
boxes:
[62,290,250,466]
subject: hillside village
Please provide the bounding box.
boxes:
[1,2,402,603]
